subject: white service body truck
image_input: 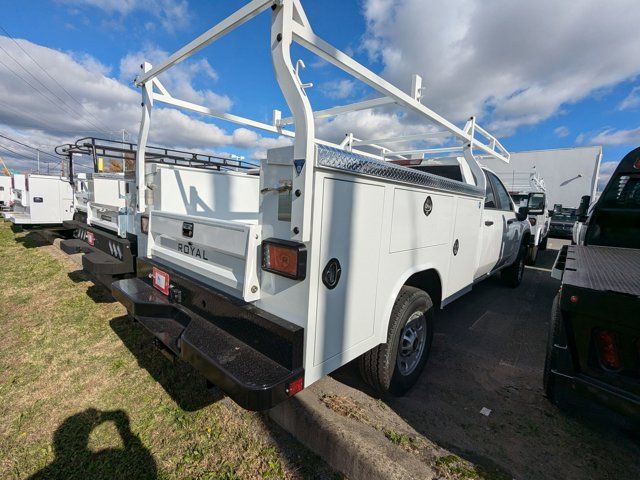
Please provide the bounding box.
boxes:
[59,138,257,287]
[111,0,532,411]
[0,175,10,211]
[496,170,550,264]
[7,174,74,226]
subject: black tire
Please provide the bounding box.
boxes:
[501,242,526,287]
[358,286,434,396]
[543,293,562,401]
[525,245,538,265]
[539,235,548,251]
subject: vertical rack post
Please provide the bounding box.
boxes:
[136,62,153,212]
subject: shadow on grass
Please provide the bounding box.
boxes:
[13,231,50,249]
[67,270,116,304]
[28,408,157,480]
[110,315,222,412]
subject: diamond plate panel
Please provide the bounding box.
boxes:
[316,145,484,197]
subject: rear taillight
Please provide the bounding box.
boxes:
[261,239,307,280]
[286,376,304,396]
[140,214,149,234]
[634,158,640,169]
[594,330,622,371]
[528,217,537,226]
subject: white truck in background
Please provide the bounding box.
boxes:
[109,0,532,411]
[3,173,27,220]
[57,137,257,287]
[0,175,10,211]
[6,174,74,227]
[494,169,550,264]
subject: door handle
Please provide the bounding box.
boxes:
[484,221,494,226]
[507,218,516,225]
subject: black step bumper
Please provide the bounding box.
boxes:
[60,220,136,286]
[111,257,305,411]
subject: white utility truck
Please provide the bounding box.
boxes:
[111,0,532,411]
[7,174,74,227]
[58,137,257,287]
[0,175,10,211]
[3,173,27,220]
[496,170,550,264]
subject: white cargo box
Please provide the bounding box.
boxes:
[9,174,74,225]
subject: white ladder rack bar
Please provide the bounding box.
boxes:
[291,22,509,164]
[278,97,396,126]
[352,130,451,147]
[136,0,274,86]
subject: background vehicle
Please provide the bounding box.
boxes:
[547,146,640,421]
[549,207,577,239]
[58,138,256,287]
[110,0,531,411]
[0,175,10,211]
[7,174,74,227]
[499,170,549,264]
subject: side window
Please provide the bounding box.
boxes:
[484,174,497,209]
[487,172,513,211]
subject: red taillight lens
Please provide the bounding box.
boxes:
[528,217,537,226]
[634,158,640,169]
[286,377,304,396]
[262,239,307,280]
[594,330,622,371]
[140,214,149,234]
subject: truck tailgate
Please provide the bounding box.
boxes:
[148,211,262,301]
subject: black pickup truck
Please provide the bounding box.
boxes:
[545,146,640,421]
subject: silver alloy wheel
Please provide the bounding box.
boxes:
[397,311,427,376]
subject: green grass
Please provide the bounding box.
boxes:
[0,224,335,479]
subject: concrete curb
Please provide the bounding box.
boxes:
[268,379,436,480]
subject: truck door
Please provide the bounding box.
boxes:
[475,172,503,278]
[487,172,519,266]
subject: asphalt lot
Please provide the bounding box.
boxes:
[334,238,640,479]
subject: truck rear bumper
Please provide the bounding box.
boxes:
[550,369,640,419]
[60,220,136,286]
[111,257,305,411]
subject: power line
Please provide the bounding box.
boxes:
[0,133,60,161]
[0,41,112,137]
[0,25,113,135]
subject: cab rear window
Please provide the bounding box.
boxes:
[600,174,640,210]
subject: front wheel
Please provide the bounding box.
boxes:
[501,243,526,288]
[358,286,434,396]
[539,235,548,251]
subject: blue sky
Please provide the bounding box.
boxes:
[1,0,639,184]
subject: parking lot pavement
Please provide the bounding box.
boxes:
[333,238,640,479]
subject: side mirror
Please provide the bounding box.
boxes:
[516,206,529,221]
[576,195,590,221]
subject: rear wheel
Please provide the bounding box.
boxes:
[359,286,434,396]
[501,243,526,287]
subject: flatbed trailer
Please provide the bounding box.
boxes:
[547,146,640,421]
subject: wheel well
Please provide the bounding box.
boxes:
[404,269,442,309]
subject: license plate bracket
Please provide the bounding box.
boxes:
[152,267,170,296]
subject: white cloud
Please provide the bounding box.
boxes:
[587,127,640,146]
[60,0,190,33]
[554,126,569,138]
[119,46,232,112]
[597,160,620,191]
[319,79,357,100]
[361,0,640,135]
[619,85,640,110]
[0,36,286,171]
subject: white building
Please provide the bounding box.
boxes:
[482,146,602,209]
